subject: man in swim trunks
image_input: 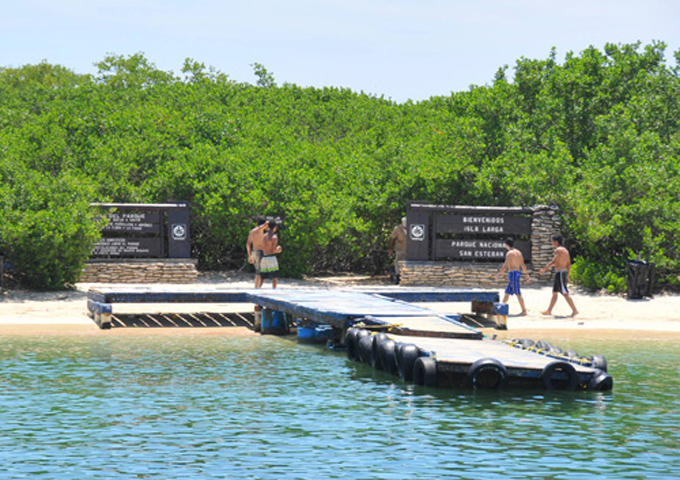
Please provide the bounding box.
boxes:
[260,220,282,289]
[539,235,579,317]
[246,216,268,288]
[495,238,530,315]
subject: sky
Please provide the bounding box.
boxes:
[2,0,679,103]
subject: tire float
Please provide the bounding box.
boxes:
[467,357,508,390]
[510,339,609,372]
[395,343,420,382]
[358,334,375,365]
[345,328,360,361]
[413,357,438,388]
[377,339,398,374]
[586,354,608,372]
[564,350,579,360]
[347,332,611,392]
[588,369,613,391]
[541,361,578,391]
[371,333,389,368]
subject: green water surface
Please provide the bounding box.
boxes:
[0,333,677,479]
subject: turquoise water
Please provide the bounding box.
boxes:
[0,333,677,479]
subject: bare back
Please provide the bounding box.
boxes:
[504,248,526,271]
[262,230,279,255]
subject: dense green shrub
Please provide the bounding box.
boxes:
[1,43,679,291]
[0,169,101,289]
[571,258,627,294]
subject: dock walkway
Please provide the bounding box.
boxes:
[86,285,612,392]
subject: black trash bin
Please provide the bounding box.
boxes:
[626,260,655,299]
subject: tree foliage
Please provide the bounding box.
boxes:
[1,43,678,291]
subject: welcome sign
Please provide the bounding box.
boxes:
[406,202,533,262]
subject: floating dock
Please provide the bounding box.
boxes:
[86,286,613,392]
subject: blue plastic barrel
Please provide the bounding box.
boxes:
[261,310,288,335]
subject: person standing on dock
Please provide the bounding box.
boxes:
[495,238,530,316]
[539,235,579,317]
[388,216,407,284]
[246,216,268,288]
[260,220,282,289]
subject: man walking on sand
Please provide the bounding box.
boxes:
[495,238,531,315]
[539,235,579,317]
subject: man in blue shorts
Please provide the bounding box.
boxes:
[495,238,530,315]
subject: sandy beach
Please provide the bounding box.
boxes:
[1,271,679,340]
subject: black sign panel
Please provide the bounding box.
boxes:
[92,238,163,257]
[101,211,162,234]
[435,239,531,262]
[436,214,532,235]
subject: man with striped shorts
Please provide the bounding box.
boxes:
[539,235,579,317]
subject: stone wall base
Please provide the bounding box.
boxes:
[400,261,551,288]
[81,259,198,284]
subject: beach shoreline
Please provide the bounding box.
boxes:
[1,271,678,338]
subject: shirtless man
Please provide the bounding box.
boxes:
[388,217,407,284]
[494,238,530,315]
[539,235,579,317]
[246,216,267,288]
[259,220,283,289]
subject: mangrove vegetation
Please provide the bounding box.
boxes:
[1,42,678,291]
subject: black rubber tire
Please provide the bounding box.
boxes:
[345,328,359,360]
[355,329,371,342]
[413,356,438,387]
[549,345,564,355]
[564,350,579,359]
[535,340,553,352]
[374,332,388,345]
[352,329,370,362]
[519,338,535,349]
[396,344,420,382]
[541,361,578,391]
[377,339,397,374]
[358,335,375,365]
[467,358,508,389]
[589,354,608,372]
[370,333,388,368]
[588,369,613,391]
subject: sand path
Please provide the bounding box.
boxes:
[0,272,678,339]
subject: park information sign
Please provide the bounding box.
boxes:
[93,237,163,257]
[101,211,162,234]
[91,203,191,259]
[406,202,533,262]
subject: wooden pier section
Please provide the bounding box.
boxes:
[86,285,613,392]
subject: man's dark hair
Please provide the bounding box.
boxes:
[552,235,563,245]
[505,238,514,247]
